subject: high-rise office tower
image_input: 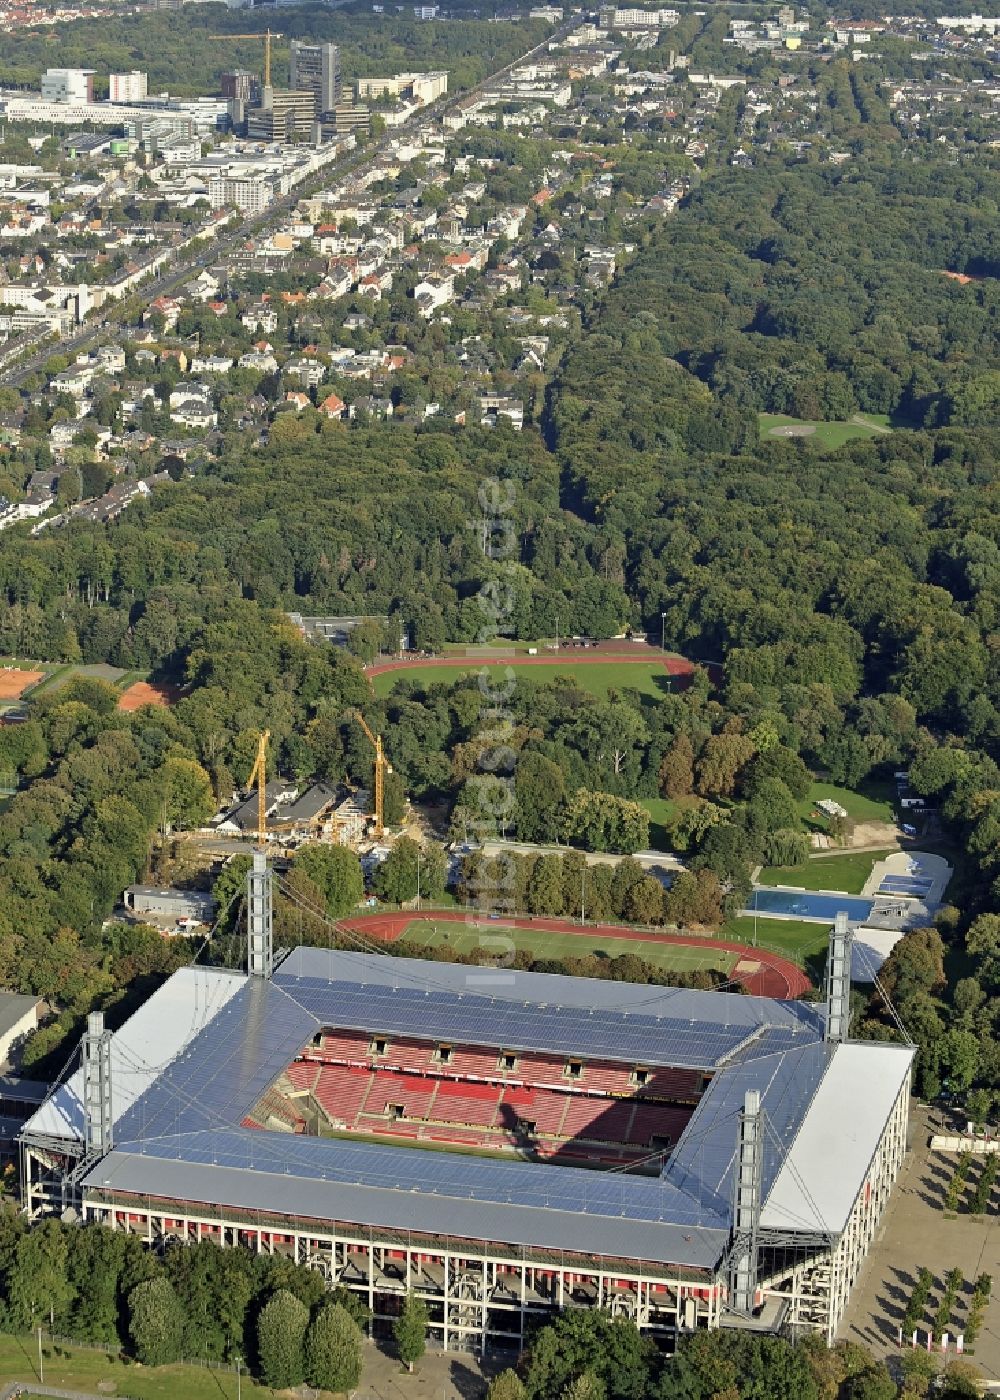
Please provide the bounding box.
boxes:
[288,41,341,115]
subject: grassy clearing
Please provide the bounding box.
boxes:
[799,779,897,826]
[722,916,831,964]
[757,848,895,895]
[637,796,680,851]
[21,663,72,696]
[372,659,672,701]
[399,919,737,975]
[760,412,892,450]
[0,1331,273,1399]
[115,668,153,688]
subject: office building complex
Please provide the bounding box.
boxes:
[40,69,95,104]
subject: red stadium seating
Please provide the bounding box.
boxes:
[310,1030,371,1064]
[430,1080,501,1127]
[628,1104,691,1148]
[314,1065,374,1125]
[572,1062,633,1094]
[381,1039,437,1073]
[362,1073,439,1120]
[285,1061,320,1093]
[635,1068,703,1100]
[260,1024,705,1166]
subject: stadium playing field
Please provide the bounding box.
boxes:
[399,919,737,975]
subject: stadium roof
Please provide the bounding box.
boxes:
[84,1129,731,1268]
[22,948,911,1269]
[24,967,246,1141]
[272,947,825,1071]
[760,1041,912,1235]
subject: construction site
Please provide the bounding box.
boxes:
[20,867,915,1354]
[214,716,392,850]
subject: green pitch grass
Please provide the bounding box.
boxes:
[399,919,737,975]
[371,659,673,700]
[722,916,831,964]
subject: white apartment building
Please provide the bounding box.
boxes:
[110,71,148,103]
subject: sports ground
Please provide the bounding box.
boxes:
[340,910,812,999]
[367,651,699,699]
[760,412,892,450]
[118,679,184,711]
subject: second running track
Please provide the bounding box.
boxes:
[340,910,812,1000]
[366,651,701,683]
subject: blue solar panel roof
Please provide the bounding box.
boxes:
[663,1042,833,1220]
[273,948,824,1072]
[23,947,840,1269]
[115,979,318,1143]
[85,1130,730,1268]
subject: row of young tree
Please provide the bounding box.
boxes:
[454,847,728,931]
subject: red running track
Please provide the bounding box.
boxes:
[339,910,812,1000]
[366,652,700,683]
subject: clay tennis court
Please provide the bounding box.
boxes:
[0,668,43,699]
[118,680,184,712]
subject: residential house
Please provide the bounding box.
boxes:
[478,394,524,430]
[414,271,456,319]
[284,358,327,389]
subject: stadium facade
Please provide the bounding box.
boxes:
[20,863,913,1353]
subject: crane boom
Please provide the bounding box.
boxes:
[247,729,270,845]
[209,29,282,88]
[352,711,391,837]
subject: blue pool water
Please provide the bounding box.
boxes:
[746,889,876,922]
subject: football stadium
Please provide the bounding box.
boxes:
[20,857,913,1354]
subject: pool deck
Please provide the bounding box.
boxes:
[860,849,952,905]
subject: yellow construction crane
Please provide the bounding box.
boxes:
[247,729,270,844]
[352,711,391,838]
[210,29,282,89]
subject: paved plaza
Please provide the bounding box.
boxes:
[839,1105,1000,1383]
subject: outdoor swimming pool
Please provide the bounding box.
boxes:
[746,889,876,922]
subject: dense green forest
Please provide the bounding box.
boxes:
[0,4,550,99]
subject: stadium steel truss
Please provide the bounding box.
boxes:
[21,864,913,1352]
